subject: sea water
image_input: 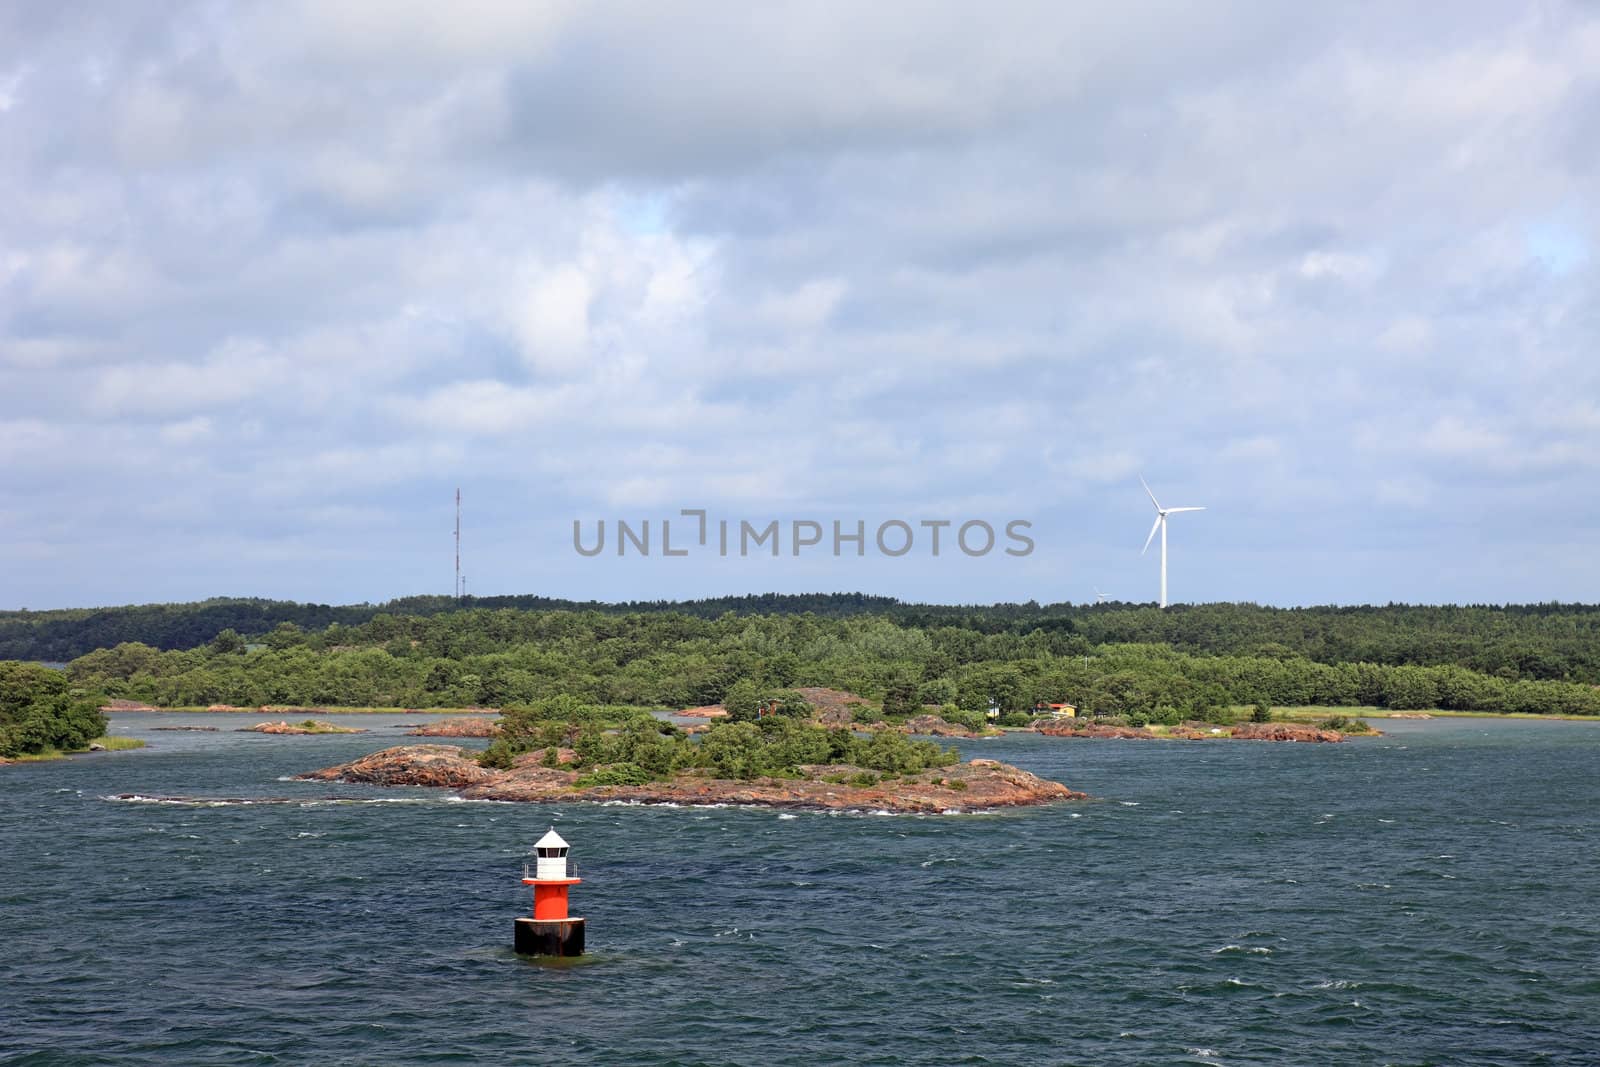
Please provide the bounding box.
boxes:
[3,714,1598,1065]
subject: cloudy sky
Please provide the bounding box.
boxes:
[3,2,1598,610]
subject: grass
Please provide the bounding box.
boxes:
[5,736,147,762]
[9,747,68,762]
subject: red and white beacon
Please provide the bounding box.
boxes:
[514,827,585,956]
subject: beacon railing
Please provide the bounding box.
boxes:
[522,860,578,879]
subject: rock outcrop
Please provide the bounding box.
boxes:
[796,687,871,727]
[900,714,980,738]
[1035,721,1162,740]
[678,704,729,718]
[300,745,1083,812]
[297,744,499,788]
[1226,722,1344,743]
[243,720,367,735]
[407,717,502,738]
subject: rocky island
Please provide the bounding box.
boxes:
[299,743,1083,813]
[242,719,368,735]
[406,717,502,738]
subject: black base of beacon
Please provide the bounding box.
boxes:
[514,917,586,957]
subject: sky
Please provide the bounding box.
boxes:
[3,2,1599,610]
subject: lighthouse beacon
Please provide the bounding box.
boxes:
[514,827,585,956]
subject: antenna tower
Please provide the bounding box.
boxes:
[454,488,461,601]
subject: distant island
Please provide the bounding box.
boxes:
[241,719,367,735]
[7,596,1599,773]
[296,700,1082,812]
[20,598,1600,726]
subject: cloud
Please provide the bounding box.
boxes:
[3,3,1600,606]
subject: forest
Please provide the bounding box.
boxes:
[42,605,1600,719]
[7,595,1600,684]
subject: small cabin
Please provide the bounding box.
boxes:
[534,827,570,880]
[1034,702,1077,720]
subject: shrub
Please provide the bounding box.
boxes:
[881,680,920,719]
[1316,715,1372,734]
[575,762,654,787]
[477,740,514,769]
[1251,703,1273,723]
[939,705,984,731]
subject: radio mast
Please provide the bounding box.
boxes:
[454,488,461,601]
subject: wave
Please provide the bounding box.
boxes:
[103,793,450,807]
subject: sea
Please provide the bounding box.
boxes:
[3,714,1597,1066]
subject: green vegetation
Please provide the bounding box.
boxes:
[5,599,1600,728]
[11,595,1600,681]
[290,719,360,734]
[1315,715,1377,735]
[0,662,109,759]
[479,698,959,782]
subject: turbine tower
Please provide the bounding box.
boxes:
[1139,477,1205,609]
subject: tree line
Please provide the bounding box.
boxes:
[8,596,1600,684]
[45,607,1600,718]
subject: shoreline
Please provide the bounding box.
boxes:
[1258,706,1600,723]
[94,704,1600,724]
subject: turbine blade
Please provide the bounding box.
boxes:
[1166,506,1206,513]
[1141,514,1161,554]
[1139,476,1161,512]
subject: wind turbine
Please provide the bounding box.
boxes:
[1139,477,1205,608]
[1092,588,1112,604]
